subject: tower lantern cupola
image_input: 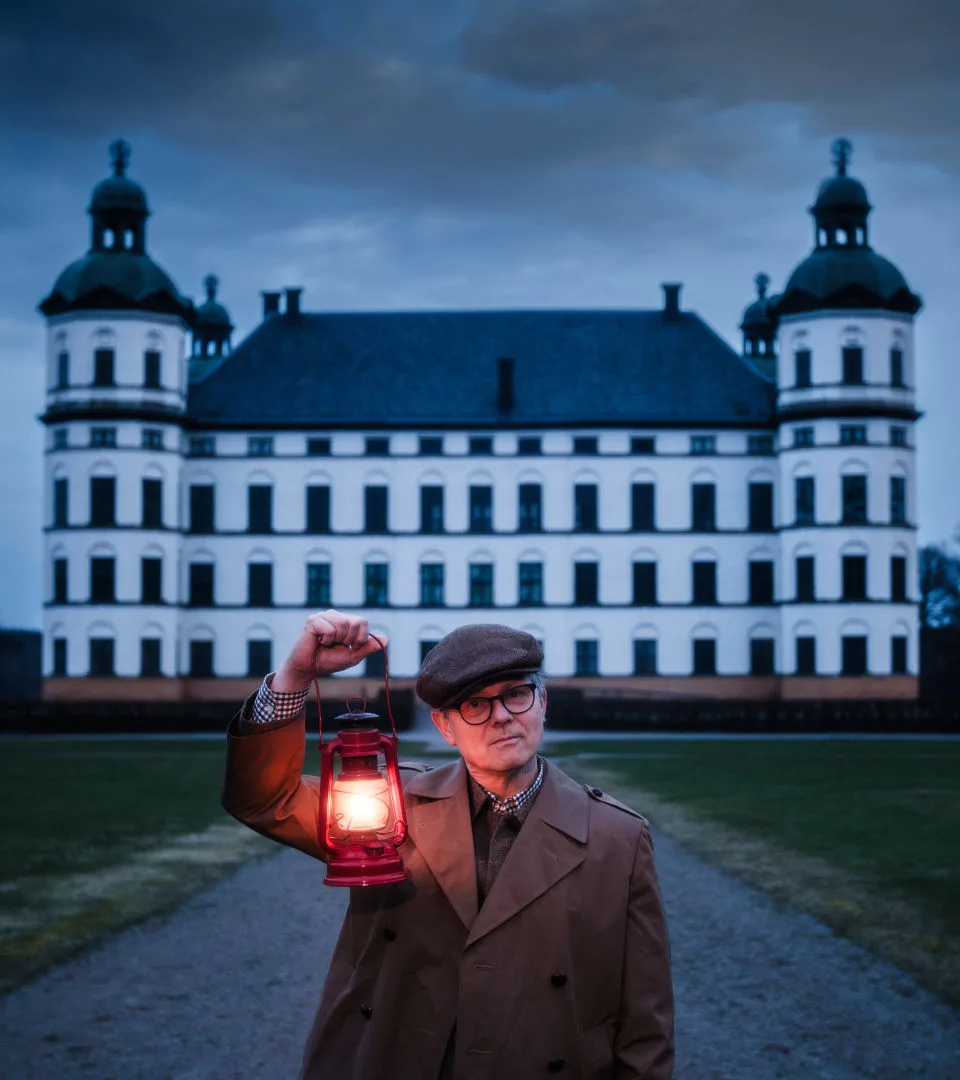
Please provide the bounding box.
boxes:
[739,272,779,380]
[811,138,871,250]
[190,274,234,378]
[89,139,150,254]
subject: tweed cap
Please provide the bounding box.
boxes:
[416,624,544,709]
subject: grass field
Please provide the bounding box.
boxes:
[1,734,958,1004]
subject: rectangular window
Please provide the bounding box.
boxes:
[89,638,115,676]
[420,486,444,534]
[247,640,272,677]
[307,485,332,534]
[469,485,493,534]
[141,557,162,603]
[189,484,214,534]
[188,436,215,457]
[842,346,864,385]
[891,636,908,675]
[188,563,214,607]
[54,477,68,527]
[90,427,116,448]
[366,650,386,677]
[633,639,657,675]
[631,436,655,455]
[840,424,868,446]
[573,436,598,455]
[748,482,774,531]
[306,563,331,607]
[842,555,868,601]
[573,561,598,605]
[518,562,543,606]
[90,477,116,526]
[692,639,716,675]
[53,637,67,676]
[691,483,716,532]
[53,428,68,449]
[692,560,717,605]
[142,478,163,528]
[140,638,161,677]
[56,351,69,389]
[632,561,657,606]
[890,426,907,447]
[841,636,868,675]
[575,639,599,675]
[189,640,213,677]
[468,563,494,607]
[841,475,868,524]
[93,348,115,387]
[796,636,816,675]
[248,436,274,457]
[795,476,815,525]
[144,350,161,389]
[248,485,272,534]
[248,563,273,607]
[890,476,907,525]
[420,563,445,607]
[891,555,907,602]
[90,557,115,603]
[419,436,443,455]
[691,435,716,455]
[750,639,775,675]
[53,557,68,604]
[796,555,815,602]
[469,436,493,455]
[364,485,389,533]
[365,562,389,607]
[748,435,774,456]
[631,483,655,531]
[518,484,542,533]
[794,427,814,448]
[574,484,598,532]
[365,436,389,456]
[517,436,541,455]
[307,437,331,456]
[748,560,775,604]
[142,428,164,450]
[794,349,812,388]
[420,640,440,664]
[890,348,904,388]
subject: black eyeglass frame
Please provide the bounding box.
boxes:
[454,682,538,726]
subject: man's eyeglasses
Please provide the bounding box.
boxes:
[455,683,537,726]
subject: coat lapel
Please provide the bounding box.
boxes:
[405,760,479,931]
[464,761,589,948]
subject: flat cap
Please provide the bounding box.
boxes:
[416,624,543,709]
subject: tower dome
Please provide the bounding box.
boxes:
[190,275,233,375]
[774,139,921,318]
[39,140,190,319]
[740,272,779,378]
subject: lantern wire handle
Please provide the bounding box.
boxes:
[311,632,398,742]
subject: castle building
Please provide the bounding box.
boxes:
[39,139,921,701]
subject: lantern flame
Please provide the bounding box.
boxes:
[331,775,392,833]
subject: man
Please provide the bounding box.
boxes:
[222,610,674,1080]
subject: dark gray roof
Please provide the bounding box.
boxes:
[187,308,775,428]
[39,251,191,318]
[775,248,922,317]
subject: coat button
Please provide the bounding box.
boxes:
[592,787,603,797]
[383,927,397,941]
[360,1004,372,1020]
[547,1059,566,1073]
[550,972,567,987]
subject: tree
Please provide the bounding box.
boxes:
[919,539,960,628]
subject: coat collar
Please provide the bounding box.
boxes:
[404,757,589,943]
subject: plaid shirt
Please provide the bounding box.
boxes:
[470,755,545,817]
[249,673,309,726]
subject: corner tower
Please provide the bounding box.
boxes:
[39,141,193,694]
[772,139,922,695]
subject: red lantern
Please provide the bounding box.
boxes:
[313,636,408,887]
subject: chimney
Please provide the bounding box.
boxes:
[497,357,515,413]
[662,283,682,319]
[262,291,281,318]
[285,287,302,317]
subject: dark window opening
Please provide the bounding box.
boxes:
[307,485,332,534]
[795,477,815,525]
[796,556,815,602]
[748,435,774,456]
[841,636,868,675]
[142,478,162,529]
[188,562,214,607]
[141,557,162,603]
[306,563,331,607]
[469,486,493,534]
[796,636,816,675]
[307,437,331,456]
[748,482,774,531]
[53,557,67,604]
[632,561,657,606]
[891,636,908,675]
[842,346,864,385]
[574,640,598,675]
[365,649,386,677]
[631,483,655,531]
[469,563,494,607]
[794,427,814,448]
[90,557,115,603]
[247,640,272,677]
[420,563,445,607]
[573,436,598,455]
[574,562,598,605]
[93,348,115,387]
[469,436,493,455]
[364,485,388,533]
[890,348,904,388]
[692,560,717,605]
[890,476,907,525]
[89,638,115,676]
[748,560,775,604]
[750,639,775,675]
[574,485,598,532]
[90,477,116,527]
[692,639,716,675]
[248,485,272,534]
[518,562,543,606]
[54,477,68,527]
[140,638,162,677]
[90,427,116,448]
[842,555,868,601]
[890,427,907,447]
[691,435,716,455]
[189,485,214,534]
[841,475,868,524]
[420,486,444,534]
[840,425,868,446]
[365,437,389,456]
[420,641,440,665]
[365,563,389,607]
[189,640,213,677]
[248,563,273,607]
[631,437,655,455]
[518,436,541,455]
[518,484,542,533]
[692,483,716,532]
[144,350,161,389]
[419,436,443,455]
[633,639,657,675]
[794,349,812,388]
[56,351,69,389]
[891,555,907,602]
[53,637,67,676]
[248,436,273,457]
[189,436,215,457]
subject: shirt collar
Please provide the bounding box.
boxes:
[468,756,545,820]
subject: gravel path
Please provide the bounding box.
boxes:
[2,827,959,1080]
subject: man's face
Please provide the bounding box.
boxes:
[431,677,546,776]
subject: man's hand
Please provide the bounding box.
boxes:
[272,611,386,693]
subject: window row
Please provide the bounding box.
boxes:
[52,426,168,451]
[53,476,166,529]
[791,345,907,390]
[793,474,908,526]
[54,348,167,391]
[790,424,910,449]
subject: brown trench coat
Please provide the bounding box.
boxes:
[222,706,674,1080]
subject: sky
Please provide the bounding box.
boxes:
[1,0,958,630]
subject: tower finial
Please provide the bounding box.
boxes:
[203,274,218,301]
[831,137,852,177]
[755,272,770,299]
[110,138,131,177]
